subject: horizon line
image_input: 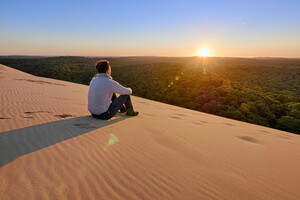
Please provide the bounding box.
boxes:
[1,54,300,59]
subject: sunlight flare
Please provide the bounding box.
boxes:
[198,48,209,57]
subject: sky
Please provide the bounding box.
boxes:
[1,0,300,57]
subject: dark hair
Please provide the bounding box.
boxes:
[95,60,110,73]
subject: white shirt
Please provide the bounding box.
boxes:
[88,74,132,115]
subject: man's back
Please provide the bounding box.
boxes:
[88,75,132,115]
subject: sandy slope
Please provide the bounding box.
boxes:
[0,64,300,200]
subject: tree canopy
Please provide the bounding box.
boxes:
[1,56,299,134]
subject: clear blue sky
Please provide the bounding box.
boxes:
[1,0,300,57]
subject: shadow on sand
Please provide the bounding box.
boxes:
[0,115,126,167]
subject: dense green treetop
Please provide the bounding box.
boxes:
[1,56,299,134]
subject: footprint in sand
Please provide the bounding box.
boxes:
[192,121,203,125]
[24,111,51,114]
[0,117,11,120]
[169,115,182,120]
[23,116,34,119]
[175,113,186,117]
[15,79,66,86]
[237,136,260,144]
[55,114,73,118]
[224,122,235,126]
[259,130,269,133]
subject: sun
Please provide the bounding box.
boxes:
[198,48,209,57]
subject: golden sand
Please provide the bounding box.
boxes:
[1,64,300,200]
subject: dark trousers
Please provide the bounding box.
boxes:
[92,94,133,120]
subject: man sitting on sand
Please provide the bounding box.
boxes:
[88,60,139,120]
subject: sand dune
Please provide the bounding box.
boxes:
[0,64,300,200]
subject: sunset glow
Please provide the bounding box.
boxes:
[198,48,209,57]
[0,1,299,57]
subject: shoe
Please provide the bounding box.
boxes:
[120,106,126,113]
[125,109,139,116]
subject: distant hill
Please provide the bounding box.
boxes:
[0,55,49,59]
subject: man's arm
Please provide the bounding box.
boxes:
[110,80,132,95]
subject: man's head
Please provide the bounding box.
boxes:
[95,60,111,74]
